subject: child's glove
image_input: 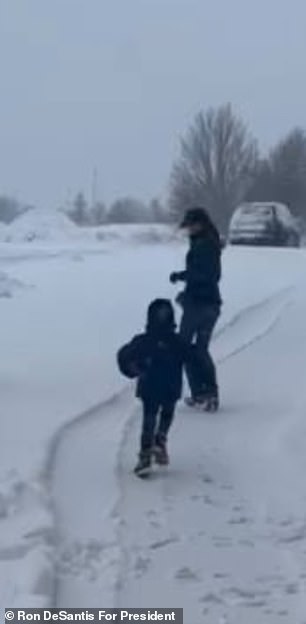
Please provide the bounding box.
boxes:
[129,357,152,377]
[128,362,142,376]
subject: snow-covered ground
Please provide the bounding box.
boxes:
[1,222,306,622]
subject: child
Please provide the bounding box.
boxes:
[117,298,197,477]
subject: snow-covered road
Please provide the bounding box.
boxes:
[52,276,306,623]
[115,289,306,623]
[1,239,306,623]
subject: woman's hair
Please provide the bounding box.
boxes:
[192,207,221,246]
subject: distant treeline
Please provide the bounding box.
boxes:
[2,102,306,233]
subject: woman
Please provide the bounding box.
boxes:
[170,207,222,412]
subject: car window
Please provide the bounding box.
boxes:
[240,205,273,217]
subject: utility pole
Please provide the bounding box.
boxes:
[91,167,98,209]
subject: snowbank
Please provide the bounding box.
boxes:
[0,208,178,247]
[0,209,86,244]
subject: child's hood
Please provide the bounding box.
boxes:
[146,298,176,334]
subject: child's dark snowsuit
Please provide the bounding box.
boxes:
[117,299,196,469]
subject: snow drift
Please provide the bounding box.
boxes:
[0,209,85,243]
[0,209,177,247]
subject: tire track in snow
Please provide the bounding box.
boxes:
[213,286,295,364]
[47,285,295,607]
[44,389,132,606]
[114,286,295,606]
[214,286,294,340]
[115,289,306,622]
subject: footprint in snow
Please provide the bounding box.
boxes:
[203,494,216,505]
[149,537,179,550]
[232,504,244,512]
[150,520,162,529]
[243,599,268,608]
[222,586,271,607]
[238,538,255,548]
[57,539,119,579]
[263,609,273,615]
[221,484,234,491]
[255,573,284,588]
[228,515,252,525]
[213,536,233,548]
[284,582,299,595]
[277,523,306,543]
[134,555,151,576]
[278,517,295,527]
[191,494,201,501]
[200,474,214,484]
[175,566,201,582]
[146,509,158,518]
[24,526,55,544]
[200,592,224,605]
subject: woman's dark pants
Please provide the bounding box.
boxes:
[180,302,220,399]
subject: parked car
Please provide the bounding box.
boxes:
[228,202,301,247]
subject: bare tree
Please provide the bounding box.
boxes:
[169,103,258,231]
[269,128,306,220]
[247,128,306,222]
[246,159,275,202]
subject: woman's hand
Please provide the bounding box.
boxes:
[170,272,180,284]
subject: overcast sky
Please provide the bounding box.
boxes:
[0,0,305,209]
